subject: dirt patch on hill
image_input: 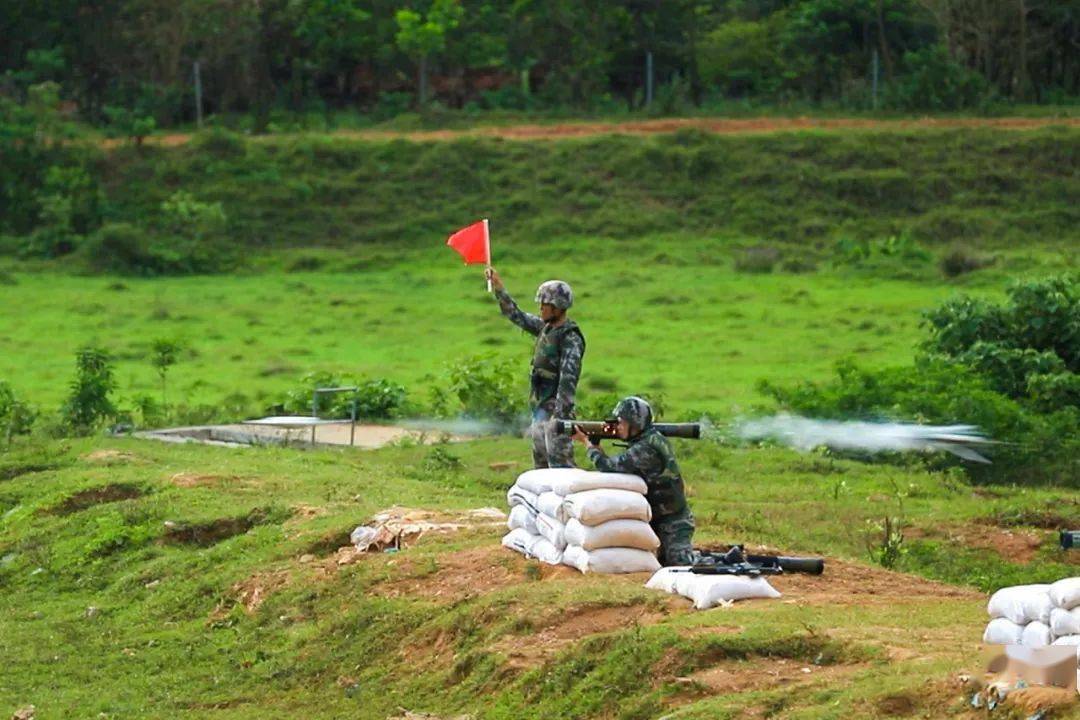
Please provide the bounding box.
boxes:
[46,483,145,515]
[491,602,674,669]
[907,523,1047,563]
[673,656,869,697]
[0,463,59,482]
[215,569,292,616]
[767,556,981,606]
[161,508,276,546]
[82,449,138,464]
[169,472,245,488]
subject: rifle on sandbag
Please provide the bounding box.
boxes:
[674,545,825,577]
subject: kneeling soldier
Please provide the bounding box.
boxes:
[571,396,696,566]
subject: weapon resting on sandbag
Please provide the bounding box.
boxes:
[671,544,825,577]
[554,419,702,441]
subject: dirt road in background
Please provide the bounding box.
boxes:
[112,115,1079,148]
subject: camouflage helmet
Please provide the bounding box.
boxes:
[608,396,653,433]
[535,280,573,310]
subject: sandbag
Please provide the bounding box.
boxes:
[1050,607,1080,637]
[537,491,569,523]
[1051,635,1080,646]
[506,485,538,512]
[644,566,689,593]
[562,545,661,574]
[987,585,1051,624]
[549,471,647,496]
[562,489,652,526]
[517,468,578,495]
[983,618,1025,645]
[535,513,567,551]
[1021,621,1053,647]
[507,505,538,534]
[502,528,537,555]
[528,536,564,565]
[1050,577,1080,610]
[1022,592,1055,624]
[564,517,659,551]
[686,575,782,610]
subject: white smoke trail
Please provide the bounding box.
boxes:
[398,417,520,436]
[733,414,995,463]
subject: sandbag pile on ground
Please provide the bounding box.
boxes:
[644,566,782,610]
[503,468,661,574]
[983,578,1080,646]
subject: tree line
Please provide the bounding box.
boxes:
[1,0,1077,128]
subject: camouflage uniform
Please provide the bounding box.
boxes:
[584,398,696,566]
[494,284,585,468]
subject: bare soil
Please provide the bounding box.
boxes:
[46,483,145,516]
[105,116,1080,151]
[907,523,1049,564]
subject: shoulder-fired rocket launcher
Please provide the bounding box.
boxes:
[553,419,701,440]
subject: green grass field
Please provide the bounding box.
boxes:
[1,125,1078,718]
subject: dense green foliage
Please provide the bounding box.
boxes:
[762,275,1080,486]
[61,347,118,434]
[1,0,1078,131]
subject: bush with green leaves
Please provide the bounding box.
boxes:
[887,45,993,111]
[276,372,407,420]
[430,354,525,427]
[62,347,117,434]
[0,381,36,442]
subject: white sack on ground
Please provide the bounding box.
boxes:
[644,566,688,593]
[562,545,661,574]
[1051,635,1080,646]
[1050,607,1080,637]
[537,491,569,523]
[516,468,578,495]
[983,618,1025,645]
[502,528,537,555]
[507,505,538,534]
[562,489,652,526]
[528,536,564,565]
[535,513,567,551]
[1050,578,1080,610]
[549,471,647,496]
[507,485,538,512]
[1021,591,1055,624]
[1021,621,1053,647]
[564,518,659,551]
[987,585,1051,625]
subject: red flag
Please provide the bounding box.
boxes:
[446,219,490,265]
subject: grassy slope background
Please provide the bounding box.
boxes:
[0,126,1078,719]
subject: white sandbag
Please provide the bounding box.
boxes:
[1050,577,1080,610]
[1051,635,1080,646]
[983,618,1025,645]
[644,566,690,593]
[561,545,661,574]
[564,518,660,551]
[562,489,652,526]
[987,585,1051,624]
[687,575,782,610]
[507,505,538,534]
[535,513,567,551]
[1050,607,1080,637]
[528,536,564,565]
[501,528,537,555]
[549,471,647,496]
[536,491,568,523]
[506,485,538,512]
[1021,621,1053,647]
[516,468,578,495]
[1022,592,1055,624]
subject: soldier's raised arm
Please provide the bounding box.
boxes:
[487,267,543,336]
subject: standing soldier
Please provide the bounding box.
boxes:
[485,268,584,468]
[570,396,696,566]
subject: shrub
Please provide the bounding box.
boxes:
[191,127,246,158]
[62,347,117,434]
[431,354,525,426]
[276,372,407,420]
[887,45,992,111]
[0,381,36,441]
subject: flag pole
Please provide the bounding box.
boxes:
[483,218,492,293]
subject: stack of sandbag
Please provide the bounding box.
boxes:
[503,468,661,574]
[644,566,781,610]
[983,578,1080,646]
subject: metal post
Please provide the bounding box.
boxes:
[645,51,654,108]
[871,49,879,110]
[194,61,204,128]
[350,395,357,447]
[311,392,317,445]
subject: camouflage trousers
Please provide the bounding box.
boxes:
[652,508,696,566]
[529,402,575,469]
